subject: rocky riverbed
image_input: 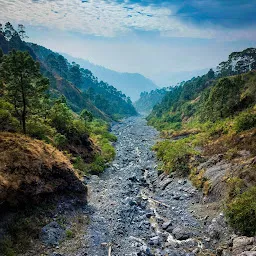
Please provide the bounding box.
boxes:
[14,117,256,256]
[84,117,214,256]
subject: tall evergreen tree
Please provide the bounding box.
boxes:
[0,50,49,133]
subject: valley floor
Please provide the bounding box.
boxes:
[18,117,238,256]
[83,117,215,256]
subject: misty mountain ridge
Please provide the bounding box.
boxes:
[61,53,158,101]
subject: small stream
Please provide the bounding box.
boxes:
[84,117,209,256]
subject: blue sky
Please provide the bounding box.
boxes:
[0,0,256,85]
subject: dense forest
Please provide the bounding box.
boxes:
[147,49,256,236]
[28,43,137,120]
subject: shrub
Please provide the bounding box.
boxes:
[233,110,256,133]
[225,186,256,236]
[27,117,56,140]
[190,169,211,195]
[65,229,75,239]
[73,156,89,174]
[0,99,19,132]
[0,237,16,256]
[153,139,198,176]
[226,177,246,201]
[90,154,106,174]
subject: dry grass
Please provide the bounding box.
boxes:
[204,128,256,157]
[0,132,85,207]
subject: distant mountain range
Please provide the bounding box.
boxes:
[62,53,158,101]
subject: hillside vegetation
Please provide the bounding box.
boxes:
[134,88,168,114]
[29,43,137,120]
[0,23,135,254]
[62,53,158,101]
[147,48,256,236]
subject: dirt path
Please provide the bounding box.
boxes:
[84,117,210,256]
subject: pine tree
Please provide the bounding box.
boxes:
[0,50,49,133]
[18,24,28,40]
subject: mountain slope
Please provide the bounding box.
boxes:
[148,48,256,130]
[30,44,137,119]
[146,48,256,238]
[62,53,158,101]
[134,88,169,114]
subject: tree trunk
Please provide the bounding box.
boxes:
[21,76,26,134]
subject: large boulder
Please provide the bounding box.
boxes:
[172,226,191,240]
[0,132,87,207]
[232,236,256,255]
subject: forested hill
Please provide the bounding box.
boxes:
[134,87,169,114]
[0,27,137,120]
[147,47,256,130]
[28,43,137,120]
[135,48,256,115]
[146,48,256,238]
[62,53,158,101]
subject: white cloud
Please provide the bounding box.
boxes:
[0,0,225,39]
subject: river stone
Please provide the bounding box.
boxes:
[40,222,65,246]
[232,236,256,255]
[172,226,191,240]
[238,252,256,256]
[162,220,172,230]
[149,236,160,246]
[159,178,172,190]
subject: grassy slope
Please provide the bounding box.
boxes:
[148,70,256,236]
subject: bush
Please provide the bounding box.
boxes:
[225,186,256,236]
[0,99,19,132]
[27,117,56,140]
[90,154,106,174]
[153,139,198,176]
[65,229,75,239]
[73,156,89,173]
[233,110,256,133]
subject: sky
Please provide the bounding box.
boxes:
[0,0,256,86]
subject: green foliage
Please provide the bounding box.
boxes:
[0,99,19,131]
[80,109,93,122]
[26,117,55,140]
[0,237,16,256]
[29,43,137,119]
[90,154,106,174]
[226,177,246,201]
[0,50,49,133]
[53,133,67,148]
[73,156,89,173]
[200,77,242,121]
[49,101,73,134]
[153,139,198,176]
[65,229,75,239]
[207,68,215,79]
[225,186,256,236]
[233,110,256,133]
[0,48,116,177]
